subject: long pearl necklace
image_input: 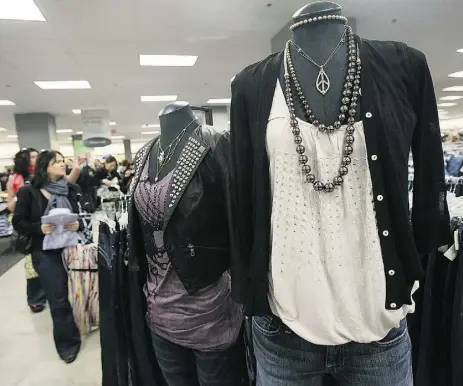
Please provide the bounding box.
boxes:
[283,25,361,193]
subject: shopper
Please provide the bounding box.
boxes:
[13,150,82,363]
[7,148,46,313]
[92,156,121,187]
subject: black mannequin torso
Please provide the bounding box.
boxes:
[279,1,351,124]
[148,102,199,182]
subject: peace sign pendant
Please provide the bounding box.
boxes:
[316,67,330,95]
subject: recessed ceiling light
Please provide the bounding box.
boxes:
[0,100,16,106]
[139,55,198,67]
[440,96,463,101]
[111,135,125,139]
[34,80,92,90]
[458,48,463,53]
[141,95,178,102]
[207,98,231,104]
[56,129,73,134]
[0,127,7,132]
[0,0,46,21]
[449,71,463,78]
[443,86,463,92]
[7,135,18,139]
[437,103,458,107]
[109,121,117,126]
[76,131,83,134]
[72,109,81,115]
[142,131,160,135]
[141,124,160,129]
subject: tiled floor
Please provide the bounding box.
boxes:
[0,258,101,386]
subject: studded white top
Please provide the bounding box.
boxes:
[267,81,417,345]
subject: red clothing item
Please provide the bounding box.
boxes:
[11,173,25,193]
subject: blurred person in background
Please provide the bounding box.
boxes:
[94,158,102,170]
[118,159,129,176]
[7,148,46,313]
[92,155,121,187]
[13,150,82,363]
[0,172,8,191]
[76,154,97,212]
[120,163,135,194]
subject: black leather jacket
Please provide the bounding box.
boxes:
[127,125,236,294]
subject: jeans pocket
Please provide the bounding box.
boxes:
[373,319,408,348]
[252,315,282,337]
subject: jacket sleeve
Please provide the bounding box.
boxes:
[12,187,42,236]
[229,77,253,303]
[410,49,451,251]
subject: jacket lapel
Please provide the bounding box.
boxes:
[128,137,158,198]
[163,129,210,228]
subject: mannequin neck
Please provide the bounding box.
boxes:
[158,104,198,147]
[291,10,347,57]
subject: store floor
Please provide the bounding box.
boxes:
[0,258,101,386]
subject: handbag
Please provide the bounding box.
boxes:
[11,229,33,255]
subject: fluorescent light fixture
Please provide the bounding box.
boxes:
[0,0,46,21]
[109,121,117,126]
[142,131,160,135]
[443,86,463,92]
[440,96,463,101]
[7,135,18,139]
[56,129,73,134]
[437,103,458,107]
[140,95,178,102]
[0,100,15,106]
[72,109,81,115]
[141,124,160,129]
[76,131,83,134]
[111,135,125,139]
[458,48,463,53]
[0,127,6,132]
[207,98,231,104]
[449,71,463,78]
[34,80,91,90]
[140,55,198,67]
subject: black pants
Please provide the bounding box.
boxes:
[26,276,46,306]
[32,249,81,358]
[151,332,247,386]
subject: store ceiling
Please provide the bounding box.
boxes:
[0,0,463,144]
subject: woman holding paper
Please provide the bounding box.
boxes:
[13,150,82,364]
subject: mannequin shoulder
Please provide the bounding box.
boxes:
[200,125,229,148]
[361,38,426,68]
[232,52,282,90]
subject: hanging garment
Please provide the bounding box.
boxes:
[64,243,99,335]
[24,254,39,279]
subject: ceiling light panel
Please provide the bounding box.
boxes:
[56,129,73,134]
[142,131,160,135]
[109,121,117,126]
[0,0,46,21]
[141,124,160,128]
[141,95,178,102]
[34,81,91,90]
[76,131,83,134]
[72,109,81,115]
[140,55,198,67]
[7,135,18,138]
[0,100,16,106]
[111,136,125,139]
[443,86,463,92]
[207,98,231,104]
[449,71,463,78]
[458,48,463,53]
[437,103,458,107]
[440,96,463,101]
[0,127,7,132]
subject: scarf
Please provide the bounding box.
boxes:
[43,178,73,215]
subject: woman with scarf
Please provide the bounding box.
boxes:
[7,148,47,313]
[13,150,82,363]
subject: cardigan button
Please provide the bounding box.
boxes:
[366,112,373,118]
[382,230,389,237]
[390,303,397,309]
[388,269,395,276]
[377,195,384,201]
[371,155,378,161]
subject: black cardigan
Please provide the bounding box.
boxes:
[13,183,82,252]
[230,37,451,315]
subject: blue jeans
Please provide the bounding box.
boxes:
[252,316,413,386]
[151,331,247,386]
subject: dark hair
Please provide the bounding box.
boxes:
[32,150,64,188]
[105,156,118,166]
[120,159,129,167]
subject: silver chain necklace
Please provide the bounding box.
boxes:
[290,26,347,95]
[155,119,197,182]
